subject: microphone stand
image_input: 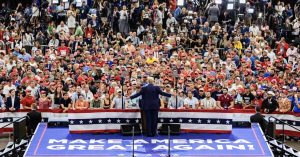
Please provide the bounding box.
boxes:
[175,76,178,109]
[121,76,125,109]
[173,69,179,109]
[132,126,135,157]
[107,73,111,107]
[168,125,171,157]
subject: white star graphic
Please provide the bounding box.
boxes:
[284,121,288,124]
[7,119,11,122]
[79,120,83,124]
[188,119,192,123]
[292,121,296,125]
[160,119,164,123]
[135,119,139,123]
[117,119,121,123]
[0,119,3,122]
[217,120,220,124]
[126,119,130,123]
[179,119,183,123]
[207,119,211,124]
[41,119,44,122]
[169,119,173,123]
[107,119,111,123]
[89,120,93,124]
[98,119,102,123]
[70,120,74,124]
[226,120,230,124]
[197,119,202,123]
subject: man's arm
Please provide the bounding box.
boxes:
[183,99,189,109]
[229,101,234,109]
[216,101,222,109]
[196,100,201,109]
[23,105,31,110]
[15,98,21,110]
[4,98,9,110]
[130,88,143,99]
[274,100,279,111]
[158,87,171,97]
[212,99,217,109]
[110,98,115,109]
[60,104,66,109]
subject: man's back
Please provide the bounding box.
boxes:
[140,84,161,110]
[27,110,42,133]
[250,113,266,132]
[131,84,171,110]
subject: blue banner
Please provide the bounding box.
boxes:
[24,123,273,157]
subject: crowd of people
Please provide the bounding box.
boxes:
[0,0,299,114]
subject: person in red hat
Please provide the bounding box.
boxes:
[21,89,36,109]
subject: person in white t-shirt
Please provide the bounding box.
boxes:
[56,21,70,34]
[249,23,260,36]
[26,81,39,98]
[81,85,94,103]
[184,91,199,109]
[2,80,16,97]
[286,44,299,65]
[200,92,217,109]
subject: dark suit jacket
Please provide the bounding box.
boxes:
[5,96,21,110]
[261,98,279,113]
[250,113,267,133]
[131,84,171,110]
[27,110,42,132]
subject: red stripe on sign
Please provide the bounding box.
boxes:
[0,128,13,133]
[276,130,300,137]
[2,109,300,117]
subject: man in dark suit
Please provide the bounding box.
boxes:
[5,89,21,111]
[26,104,42,136]
[250,106,267,133]
[130,77,171,137]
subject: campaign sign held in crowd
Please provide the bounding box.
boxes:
[24,123,273,157]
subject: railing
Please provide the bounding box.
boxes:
[0,116,27,156]
[265,135,299,157]
[268,116,300,157]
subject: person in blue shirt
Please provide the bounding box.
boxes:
[17,48,32,62]
[289,91,300,113]
[0,94,4,109]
